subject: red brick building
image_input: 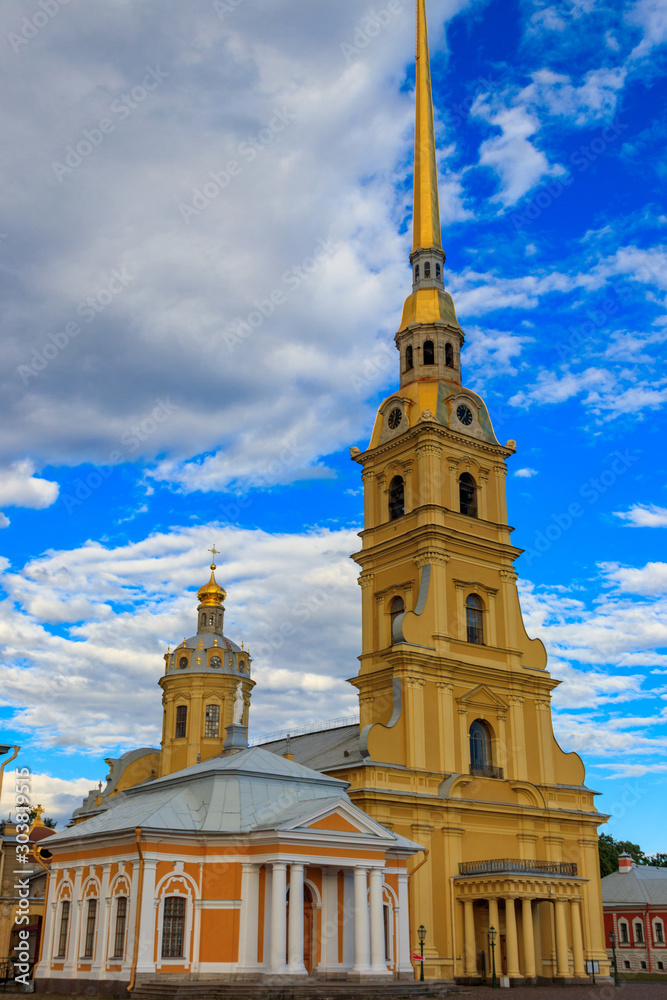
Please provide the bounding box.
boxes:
[602,853,667,975]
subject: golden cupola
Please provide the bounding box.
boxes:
[197,563,227,608]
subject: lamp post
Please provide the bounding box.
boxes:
[609,930,620,988]
[417,924,426,982]
[489,925,498,989]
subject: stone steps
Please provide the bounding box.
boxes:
[130,979,461,1000]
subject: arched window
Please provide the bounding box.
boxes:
[405,345,413,371]
[423,340,435,365]
[445,343,454,367]
[654,919,664,944]
[469,719,492,773]
[424,262,431,278]
[162,897,186,958]
[466,594,484,644]
[620,921,629,944]
[459,472,478,517]
[209,613,214,625]
[56,900,70,958]
[436,262,441,279]
[200,613,206,627]
[635,921,644,944]
[414,264,420,281]
[390,596,404,640]
[175,705,187,739]
[205,704,220,738]
[83,898,97,958]
[389,476,404,521]
[113,897,127,958]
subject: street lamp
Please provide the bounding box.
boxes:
[609,930,620,988]
[489,925,498,989]
[417,924,426,982]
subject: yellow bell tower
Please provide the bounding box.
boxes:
[159,551,255,776]
[339,0,611,984]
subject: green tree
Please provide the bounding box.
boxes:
[599,834,667,876]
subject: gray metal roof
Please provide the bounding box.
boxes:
[602,864,667,905]
[258,724,363,770]
[46,745,420,854]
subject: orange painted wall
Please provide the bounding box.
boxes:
[199,910,240,963]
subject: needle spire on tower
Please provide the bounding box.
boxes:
[413,0,442,254]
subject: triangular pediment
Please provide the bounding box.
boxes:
[278,797,395,840]
[458,684,508,711]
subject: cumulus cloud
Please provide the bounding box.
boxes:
[614,504,667,527]
[519,67,627,125]
[0,771,94,829]
[600,561,667,595]
[514,467,538,478]
[0,459,59,510]
[472,99,565,206]
[0,524,361,753]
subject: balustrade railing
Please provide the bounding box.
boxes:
[458,859,578,877]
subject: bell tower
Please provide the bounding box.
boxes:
[339,0,609,983]
[159,551,255,776]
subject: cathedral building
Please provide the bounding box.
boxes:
[34,0,610,991]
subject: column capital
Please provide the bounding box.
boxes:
[272,861,287,872]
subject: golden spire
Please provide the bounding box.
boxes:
[413,0,442,253]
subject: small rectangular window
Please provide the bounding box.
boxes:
[83,898,97,958]
[113,897,127,958]
[175,705,187,739]
[624,960,630,969]
[57,900,70,957]
[205,704,220,738]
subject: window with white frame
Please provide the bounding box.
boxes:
[635,921,644,944]
[56,899,70,958]
[654,919,665,945]
[112,897,127,958]
[619,920,629,944]
[162,896,186,958]
[83,898,97,958]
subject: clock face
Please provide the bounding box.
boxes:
[178,656,188,669]
[457,404,473,426]
[210,656,221,668]
[388,407,403,430]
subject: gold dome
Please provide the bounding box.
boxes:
[197,563,227,606]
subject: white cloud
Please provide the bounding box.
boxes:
[600,561,667,595]
[472,99,564,206]
[519,67,627,125]
[0,514,9,529]
[0,459,59,510]
[0,771,95,829]
[627,0,667,60]
[0,524,361,753]
[614,504,667,528]
[514,467,538,478]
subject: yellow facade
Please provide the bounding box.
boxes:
[327,0,611,983]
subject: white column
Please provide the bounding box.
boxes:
[287,864,307,974]
[92,864,112,975]
[36,896,57,976]
[270,862,288,973]
[352,867,371,974]
[136,859,158,972]
[238,863,260,971]
[369,868,389,975]
[320,870,339,973]
[396,872,412,974]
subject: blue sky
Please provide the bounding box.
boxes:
[0,0,666,849]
